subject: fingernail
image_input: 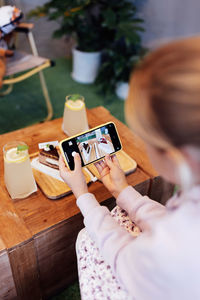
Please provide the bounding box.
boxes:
[72,151,77,157]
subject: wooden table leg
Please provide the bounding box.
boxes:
[8,240,42,300]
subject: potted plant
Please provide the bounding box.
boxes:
[29,0,145,85]
[95,2,147,99]
[97,40,147,99]
[28,0,112,83]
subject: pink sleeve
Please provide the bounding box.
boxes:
[77,192,137,271]
[117,186,167,231]
[76,192,172,298]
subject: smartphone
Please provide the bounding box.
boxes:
[59,122,122,170]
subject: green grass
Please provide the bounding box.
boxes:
[0,58,125,134]
[49,282,80,300]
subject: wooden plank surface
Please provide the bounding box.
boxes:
[0,236,6,252]
[0,107,153,236]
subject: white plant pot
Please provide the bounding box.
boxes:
[72,48,101,84]
[115,82,129,100]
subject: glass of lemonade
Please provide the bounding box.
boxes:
[62,94,89,136]
[3,141,37,199]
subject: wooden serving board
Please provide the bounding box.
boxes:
[31,150,137,200]
[87,150,137,180]
[32,168,91,200]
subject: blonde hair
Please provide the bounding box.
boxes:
[126,36,200,150]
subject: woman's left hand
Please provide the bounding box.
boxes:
[59,153,88,199]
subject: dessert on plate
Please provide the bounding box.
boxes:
[39,143,59,169]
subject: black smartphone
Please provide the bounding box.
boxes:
[59,122,122,170]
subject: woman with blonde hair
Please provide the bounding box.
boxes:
[59,36,200,300]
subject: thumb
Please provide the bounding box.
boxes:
[74,153,82,171]
[59,154,69,172]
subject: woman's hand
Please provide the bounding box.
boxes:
[59,153,88,199]
[95,154,128,198]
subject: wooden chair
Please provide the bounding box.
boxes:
[1,22,54,121]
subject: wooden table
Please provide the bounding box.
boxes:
[0,107,174,300]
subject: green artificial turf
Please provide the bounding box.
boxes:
[49,282,80,300]
[0,58,126,299]
[0,58,125,134]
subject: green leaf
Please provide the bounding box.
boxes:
[17,145,29,152]
[68,94,82,100]
[102,9,116,28]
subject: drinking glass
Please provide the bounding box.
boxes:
[3,141,37,199]
[62,94,89,136]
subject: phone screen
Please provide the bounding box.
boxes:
[61,123,121,170]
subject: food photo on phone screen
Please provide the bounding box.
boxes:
[76,126,114,165]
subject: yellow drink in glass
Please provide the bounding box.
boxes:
[62,94,89,136]
[3,141,37,199]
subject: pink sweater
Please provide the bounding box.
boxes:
[77,185,200,300]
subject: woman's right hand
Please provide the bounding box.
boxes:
[95,154,128,198]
